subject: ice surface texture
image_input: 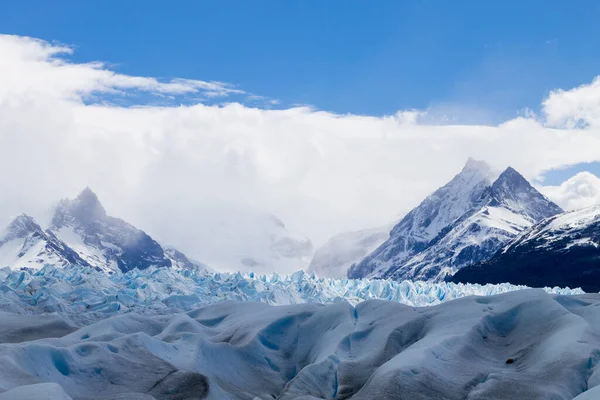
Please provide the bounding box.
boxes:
[1,289,600,399]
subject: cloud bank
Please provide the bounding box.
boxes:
[539,172,600,211]
[1,34,600,272]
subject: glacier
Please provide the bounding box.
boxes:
[0,262,595,399]
[0,264,583,326]
[1,289,600,399]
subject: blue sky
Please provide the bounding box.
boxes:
[2,1,600,117]
[2,0,600,181]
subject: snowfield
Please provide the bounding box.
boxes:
[1,289,600,399]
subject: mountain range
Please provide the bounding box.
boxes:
[1,160,599,292]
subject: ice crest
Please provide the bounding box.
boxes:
[0,264,583,326]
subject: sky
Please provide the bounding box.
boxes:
[1,2,600,272]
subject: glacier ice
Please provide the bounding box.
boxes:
[1,289,600,399]
[0,264,583,326]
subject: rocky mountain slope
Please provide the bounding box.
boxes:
[452,205,600,291]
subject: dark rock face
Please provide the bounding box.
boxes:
[452,206,600,292]
[50,188,171,272]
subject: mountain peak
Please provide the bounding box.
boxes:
[1,214,42,243]
[52,187,107,229]
[461,158,491,174]
[491,166,563,219]
[77,186,96,200]
[71,187,107,222]
[493,166,528,186]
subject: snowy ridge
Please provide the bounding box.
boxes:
[452,205,600,291]
[0,215,88,271]
[0,265,582,326]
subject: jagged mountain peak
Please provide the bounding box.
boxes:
[490,166,563,220]
[349,158,495,279]
[1,214,42,243]
[492,166,529,189]
[461,157,492,174]
[44,188,173,273]
[350,161,564,282]
[54,187,107,227]
[8,214,40,232]
[76,186,101,205]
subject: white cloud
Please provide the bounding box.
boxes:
[1,34,600,272]
[0,34,246,102]
[543,76,600,129]
[539,172,600,211]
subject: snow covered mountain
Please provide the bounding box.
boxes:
[48,187,172,273]
[0,214,88,270]
[350,160,563,282]
[0,188,209,274]
[452,205,600,291]
[308,223,394,278]
[348,158,497,279]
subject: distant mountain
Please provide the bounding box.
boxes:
[0,214,88,270]
[348,158,497,279]
[0,188,210,274]
[451,205,600,292]
[350,160,563,282]
[308,223,393,278]
[48,187,171,273]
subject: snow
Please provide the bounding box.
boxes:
[504,205,600,252]
[482,206,532,234]
[547,205,600,230]
[54,226,118,273]
[0,236,65,271]
[0,289,599,399]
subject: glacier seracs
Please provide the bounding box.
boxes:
[0,264,583,326]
